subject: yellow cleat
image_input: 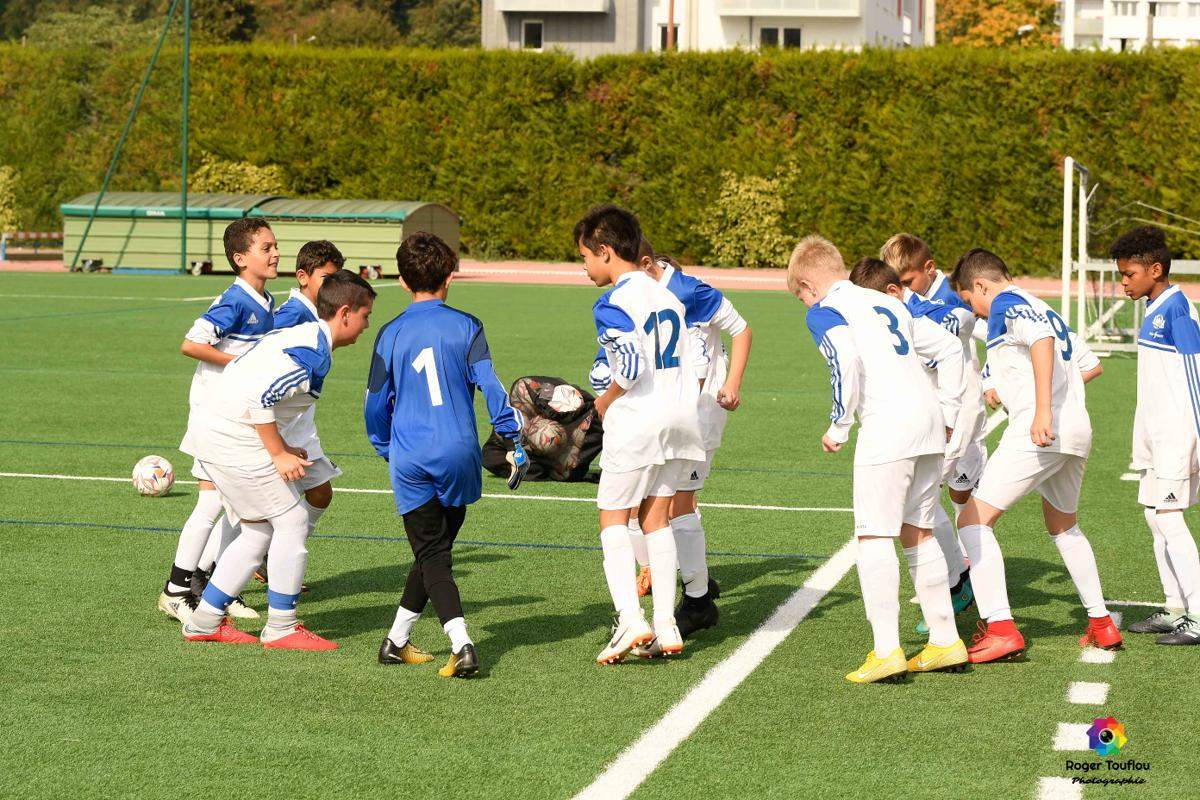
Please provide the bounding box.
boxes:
[437,643,479,678]
[378,637,435,665]
[906,640,970,673]
[845,647,908,684]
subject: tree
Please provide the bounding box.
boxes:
[937,0,1059,47]
[406,0,480,48]
[305,1,403,47]
[23,7,163,49]
[191,153,287,195]
[0,165,20,234]
[192,0,256,43]
[699,172,790,269]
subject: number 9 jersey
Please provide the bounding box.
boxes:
[984,286,1092,458]
[593,271,706,473]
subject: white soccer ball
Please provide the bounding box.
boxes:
[133,455,174,497]
[547,384,583,414]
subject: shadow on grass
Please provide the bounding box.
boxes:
[305,545,514,601]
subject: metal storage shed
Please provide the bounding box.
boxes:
[247,199,460,276]
[60,192,279,273]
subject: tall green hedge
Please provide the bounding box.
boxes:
[3,44,1200,270]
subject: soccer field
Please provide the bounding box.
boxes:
[0,271,1188,799]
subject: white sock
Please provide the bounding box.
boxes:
[628,517,648,567]
[191,520,273,633]
[1145,508,1186,612]
[905,538,958,647]
[645,526,679,624]
[188,599,225,634]
[1051,526,1109,618]
[958,524,1013,622]
[1157,511,1200,613]
[303,498,328,534]
[198,514,239,573]
[931,504,967,584]
[950,499,966,526]
[444,616,471,653]
[263,502,312,635]
[856,537,900,656]
[672,513,709,598]
[600,525,639,616]
[169,489,223,592]
[388,606,421,645]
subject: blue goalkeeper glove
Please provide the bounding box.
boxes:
[506,441,530,490]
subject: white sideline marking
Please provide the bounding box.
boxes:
[0,293,210,302]
[1036,776,1083,800]
[573,539,857,800]
[1105,599,1161,608]
[984,410,1008,435]
[1067,681,1109,705]
[1120,473,1139,482]
[0,471,852,513]
[1052,723,1091,751]
[1080,647,1116,664]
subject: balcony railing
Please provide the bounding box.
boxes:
[495,0,609,12]
[718,0,860,15]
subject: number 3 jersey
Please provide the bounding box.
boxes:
[593,270,705,473]
[1133,284,1200,478]
[984,286,1091,458]
[364,299,523,514]
[806,280,960,466]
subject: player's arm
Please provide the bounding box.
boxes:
[912,315,965,436]
[588,346,612,394]
[1171,311,1200,438]
[593,298,645,419]
[363,328,397,460]
[466,323,529,489]
[807,307,859,453]
[180,298,242,366]
[1069,330,1103,384]
[250,349,321,479]
[706,297,752,411]
[1009,308,1058,446]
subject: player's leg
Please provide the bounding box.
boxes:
[158,463,223,622]
[192,515,258,619]
[1145,471,1200,645]
[641,485,683,655]
[184,516,269,644]
[596,468,653,664]
[669,476,720,639]
[435,504,478,675]
[257,501,335,650]
[628,508,651,597]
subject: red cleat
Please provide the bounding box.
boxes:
[967,619,1026,663]
[262,624,338,651]
[1079,615,1123,650]
[184,617,258,644]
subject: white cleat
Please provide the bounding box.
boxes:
[226,596,259,619]
[596,611,654,665]
[157,591,198,624]
[654,620,684,656]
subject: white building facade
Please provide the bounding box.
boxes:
[1062,0,1200,49]
[482,0,935,56]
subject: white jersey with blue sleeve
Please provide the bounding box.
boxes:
[983,286,1091,458]
[1134,284,1200,478]
[594,271,705,472]
[272,289,326,461]
[191,320,331,468]
[807,281,950,466]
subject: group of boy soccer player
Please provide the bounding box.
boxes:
[149,202,1199,682]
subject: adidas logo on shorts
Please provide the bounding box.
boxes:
[690,471,700,481]
[1165,492,1178,503]
[957,473,969,483]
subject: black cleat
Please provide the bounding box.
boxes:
[439,643,479,677]
[1156,616,1200,645]
[1128,609,1182,634]
[708,577,721,600]
[378,637,434,665]
[675,594,719,639]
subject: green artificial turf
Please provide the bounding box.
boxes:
[0,272,1191,799]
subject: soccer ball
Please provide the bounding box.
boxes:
[525,417,567,456]
[547,384,584,414]
[133,455,174,497]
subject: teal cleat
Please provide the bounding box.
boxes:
[916,574,975,635]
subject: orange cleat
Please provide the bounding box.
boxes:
[966,619,1026,664]
[636,566,653,598]
[262,624,339,651]
[1079,615,1123,650]
[184,617,258,644]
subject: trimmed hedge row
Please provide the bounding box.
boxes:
[3,44,1200,270]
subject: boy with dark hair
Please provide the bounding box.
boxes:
[365,232,528,677]
[158,218,277,625]
[184,271,376,650]
[952,248,1121,663]
[1112,226,1200,644]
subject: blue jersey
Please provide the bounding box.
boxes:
[364,299,521,514]
[273,289,318,329]
[183,277,275,411]
[925,270,971,313]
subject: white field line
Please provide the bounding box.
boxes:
[1052,723,1092,751]
[984,410,1008,436]
[1080,647,1116,664]
[457,268,790,286]
[0,471,852,513]
[1104,599,1162,608]
[0,293,211,302]
[1036,777,1083,800]
[1067,681,1110,705]
[572,539,857,800]
[1120,473,1139,482]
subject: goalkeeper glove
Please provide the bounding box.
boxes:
[506,441,530,490]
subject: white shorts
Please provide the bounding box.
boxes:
[677,450,716,493]
[853,454,942,538]
[198,459,302,522]
[974,449,1086,514]
[597,459,696,511]
[297,457,342,492]
[944,440,988,493]
[191,458,212,482]
[1138,469,1199,511]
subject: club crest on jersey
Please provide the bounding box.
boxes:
[1153,314,1165,331]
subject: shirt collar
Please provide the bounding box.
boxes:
[288,288,318,318]
[1146,284,1180,317]
[657,263,676,287]
[926,271,946,300]
[234,276,272,310]
[316,319,333,350]
[614,271,639,287]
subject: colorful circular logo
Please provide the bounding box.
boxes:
[1087,717,1128,757]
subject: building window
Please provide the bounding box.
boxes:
[522,20,543,50]
[761,27,779,47]
[1190,3,1200,16]
[659,24,679,50]
[1112,0,1137,15]
[1153,0,1179,14]
[783,27,802,47]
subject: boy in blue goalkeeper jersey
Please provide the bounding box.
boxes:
[364,233,528,678]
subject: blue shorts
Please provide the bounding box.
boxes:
[389,448,482,515]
